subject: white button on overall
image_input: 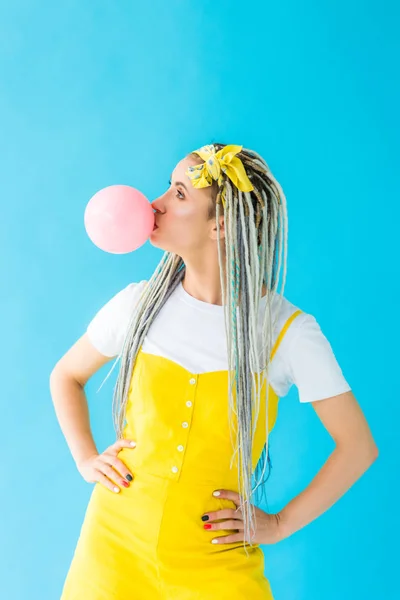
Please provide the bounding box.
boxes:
[189,378,196,385]
[177,445,184,452]
[186,400,192,407]
[171,466,178,473]
[182,421,189,428]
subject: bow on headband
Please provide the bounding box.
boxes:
[185,144,254,206]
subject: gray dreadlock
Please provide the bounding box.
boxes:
[97,143,288,554]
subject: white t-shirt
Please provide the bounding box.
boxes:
[86,280,351,404]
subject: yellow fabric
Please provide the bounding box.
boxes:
[61,309,303,599]
[186,144,254,207]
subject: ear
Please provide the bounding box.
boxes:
[210,216,225,241]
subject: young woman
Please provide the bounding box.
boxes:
[51,143,378,599]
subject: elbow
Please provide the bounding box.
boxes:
[50,360,61,380]
[368,442,379,463]
[363,432,379,464]
[49,363,65,393]
[337,438,379,467]
[49,366,59,387]
[357,440,379,468]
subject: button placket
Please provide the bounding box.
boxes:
[171,374,197,479]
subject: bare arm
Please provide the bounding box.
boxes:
[49,333,114,468]
[279,390,379,538]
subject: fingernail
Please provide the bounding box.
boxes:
[213,491,220,496]
[130,441,136,447]
[113,487,120,493]
[204,524,212,530]
[211,539,218,544]
[126,474,133,481]
[201,515,209,521]
[122,481,129,488]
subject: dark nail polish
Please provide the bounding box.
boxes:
[201,515,209,521]
[126,474,133,481]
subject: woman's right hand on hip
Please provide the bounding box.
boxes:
[77,438,137,493]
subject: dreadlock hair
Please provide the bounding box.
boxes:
[97,143,288,555]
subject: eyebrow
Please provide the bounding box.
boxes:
[169,174,188,191]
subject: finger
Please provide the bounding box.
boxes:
[203,508,242,522]
[213,489,243,506]
[206,519,244,531]
[211,532,245,545]
[103,454,134,482]
[113,438,137,450]
[95,471,122,494]
[98,462,129,489]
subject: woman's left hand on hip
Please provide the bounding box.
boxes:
[202,488,285,545]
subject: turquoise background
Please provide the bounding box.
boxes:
[0,1,397,598]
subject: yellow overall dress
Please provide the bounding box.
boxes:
[61,309,303,599]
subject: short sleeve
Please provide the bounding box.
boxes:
[285,313,351,403]
[86,280,147,357]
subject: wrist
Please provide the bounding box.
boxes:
[75,450,99,470]
[275,509,295,541]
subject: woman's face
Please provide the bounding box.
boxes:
[150,157,222,256]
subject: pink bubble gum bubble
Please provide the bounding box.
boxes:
[84,185,155,254]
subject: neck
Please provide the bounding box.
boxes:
[181,265,267,307]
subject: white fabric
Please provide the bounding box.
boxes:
[86,280,351,403]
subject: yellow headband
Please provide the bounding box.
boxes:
[185,144,254,206]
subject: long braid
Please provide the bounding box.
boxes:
[96,143,288,555]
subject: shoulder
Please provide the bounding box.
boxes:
[86,279,148,357]
[108,279,148,310]
[271,295,351,403]
[91,279,148,322]
[271,293,311,348]
[272,293,334,362]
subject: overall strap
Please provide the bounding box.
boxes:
[270,309,303,362]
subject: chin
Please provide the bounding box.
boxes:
[149,234,169,252]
